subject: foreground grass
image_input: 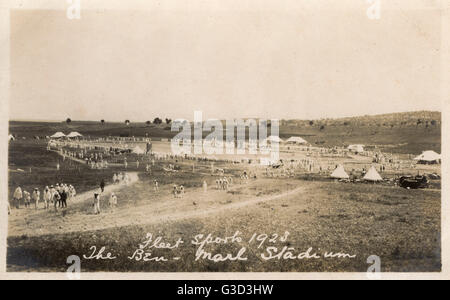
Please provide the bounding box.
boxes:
[7,180,440,272]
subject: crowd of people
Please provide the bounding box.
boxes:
[172,185,185,198]
[90,179,122,215]
[215,177,233,191]
[10,183,77,214]
[112,172,131,185]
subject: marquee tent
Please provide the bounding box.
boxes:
[348,144,365,153]
[132,146,145,155]
[414,150,441,164]
[265,136,283,143]
[67,131,83,138]
[363,166,383,182]
[286,136,308,144]
[330,165,349,179]
[50,132,66,139]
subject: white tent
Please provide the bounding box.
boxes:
[348,144,365,153]
[50,132,66,138]
[67,131,83,138]
[414,150,441,163]
[363,166,383,182]
[8,134,15,141]
[330,165,349,179]
[286,136,308,144]
[265,136,283,143]
[132,146,145,154]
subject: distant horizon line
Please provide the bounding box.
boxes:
[9,110,442,124]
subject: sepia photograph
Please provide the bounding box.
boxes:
[0,0,449,281]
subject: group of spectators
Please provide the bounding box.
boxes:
[10,183,77,214]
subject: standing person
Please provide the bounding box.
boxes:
[179,185,185,197]
[93,193,101,215]
[43,186,50,209]
[203,181,208,193]
[23,191,31,208]
[57,184,64,208]
[223,177,229,191]
[32,188,40,210]
[52,188,61,211]
[109,193,117,211]
[100,179,105,193]
[153,180,159,192]
[69,185,77,201]
[173,185,178,198]
[13,186,23,209]
[49,185,55,207]
[60,189,67,208]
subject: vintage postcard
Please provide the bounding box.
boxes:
[0,0,449,280]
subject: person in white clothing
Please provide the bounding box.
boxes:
[93,193,101,215]
[13,186,23,209]
[43,186,51,209]
[109,193,118,211]
[23,191,31,208]
[32,188,40,209]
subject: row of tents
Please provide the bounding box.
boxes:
[50,132,83,139]
[330,150,442,182]
[331,165,383,182]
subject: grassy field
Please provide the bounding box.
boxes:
[7,179,440,272]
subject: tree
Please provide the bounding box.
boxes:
[66,118,72,124]
[320,125,325,131]
[165,118,172,125]
[101,119,105,125]
[309,121,314,126]
[125,120,130,126]
[153,117,163,125]
[146,121,151,126]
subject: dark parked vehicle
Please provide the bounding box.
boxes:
[399,175,429,189]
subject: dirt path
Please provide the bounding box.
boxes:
[8,180,303,237]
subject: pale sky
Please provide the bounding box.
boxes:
[10,5,442,122]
